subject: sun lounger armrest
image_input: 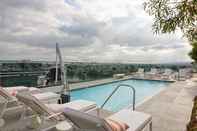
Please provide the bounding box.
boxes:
[0,98,8,117]
[84,106,98,113]
[46,112,63,120]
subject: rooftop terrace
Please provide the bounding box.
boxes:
[69,75,197,131]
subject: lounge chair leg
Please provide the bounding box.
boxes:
[0,118,5,128]
[97,108,100,117]
[20,106,28,121]
[149,121,152,131]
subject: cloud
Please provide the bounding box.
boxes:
[64,0,80,9]
[0,0,46,11]
[0,0,192,63]
[59,21,105,38]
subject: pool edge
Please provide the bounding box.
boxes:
[70,77,175,91]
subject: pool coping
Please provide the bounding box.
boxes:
[70,76,175,91]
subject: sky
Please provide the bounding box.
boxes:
[0,0,192,63]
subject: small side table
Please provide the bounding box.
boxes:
[56,121,73,131]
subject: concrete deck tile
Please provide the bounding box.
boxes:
[136,78,197,131]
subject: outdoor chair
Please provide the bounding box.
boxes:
[15,92,98,130]
[61,107,152,131]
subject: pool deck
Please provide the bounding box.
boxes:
[136,77,197,131]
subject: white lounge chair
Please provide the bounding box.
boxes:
[113,74,125,79]
[0,96,8,127]
[0,89,26,131]
[0,87,29,129]
[147,68,158,75]
[16,92,97,118]
[134,68,144,78]
[0,87,58,105]
[2,86,60,104]
[145,68,159,79]
[138,68,144,74]
[61,108,152,131]
[178,68,192,80]
[0,87,18,106]
[15,92,98,130]
[0,87,45,121]
[33,92,60,104]
[4,86,43,94]
[162,69,173,80]
[0,87,93,130]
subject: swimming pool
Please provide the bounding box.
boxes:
[71,79,171,112]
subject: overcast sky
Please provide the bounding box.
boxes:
[0,0,192,63]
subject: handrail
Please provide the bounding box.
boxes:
[100,84,136,111]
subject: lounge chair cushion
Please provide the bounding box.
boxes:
[108,109,151,131]
[16,92,63,121]
[0,87,16,101]
[33,92,59,101]
[46,100,97,113]
[4,86,29,97]
[63,108,112,131]
[5,86,29,94]
[28,87,43,94]
[105,119,129,131]
[16,92,54,116]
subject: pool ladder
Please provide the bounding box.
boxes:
[100,84,136,111]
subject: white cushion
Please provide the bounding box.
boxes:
[33,92,59,101]
[46,100,97,113]
[5,86,28,93]
[108,109,151,131]
[28,87,43,94]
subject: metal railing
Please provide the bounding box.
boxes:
[100,84,136,111]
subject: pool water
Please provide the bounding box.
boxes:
[71,79,171,112]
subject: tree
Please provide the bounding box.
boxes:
[144,0,196,41]
[144,0,197,62]
[87,69,100,79]
[189,41,197,62]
